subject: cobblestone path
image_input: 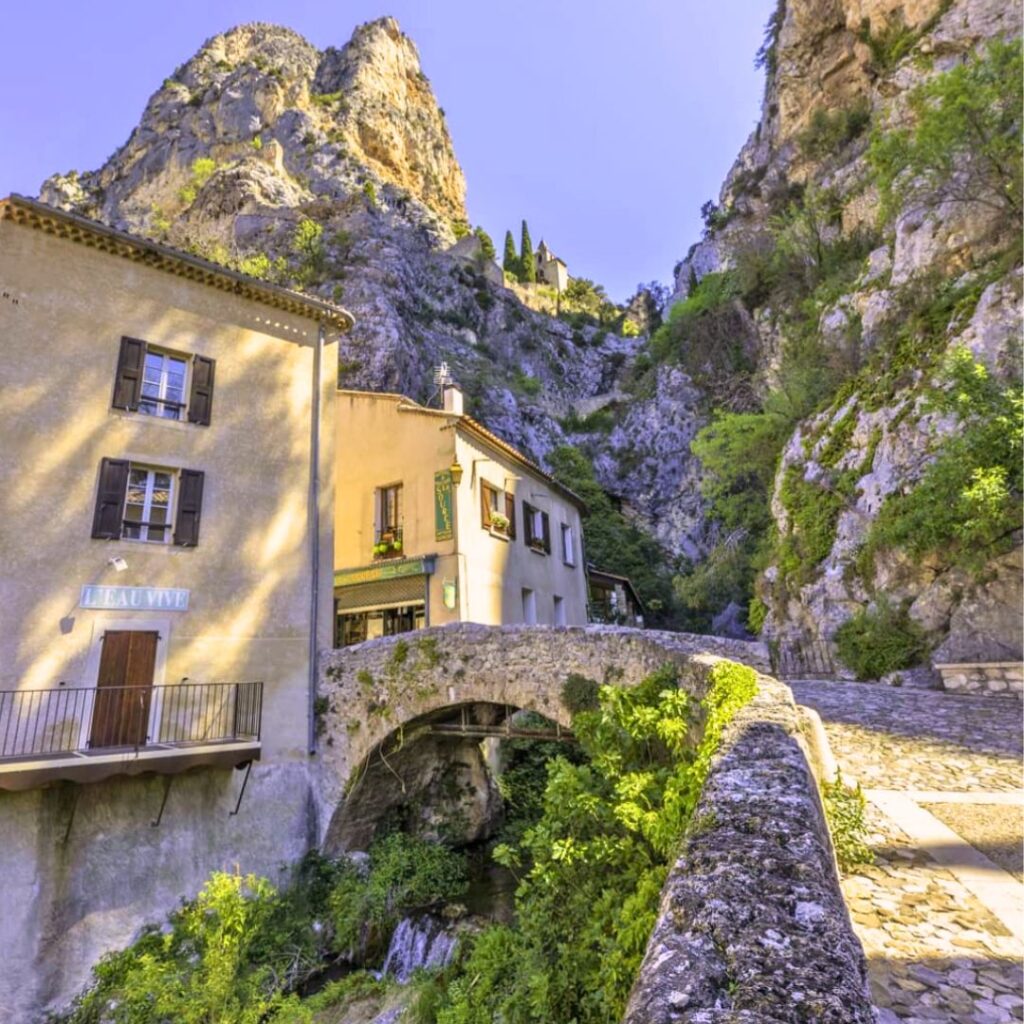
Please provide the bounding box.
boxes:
[792,682,1024,1024]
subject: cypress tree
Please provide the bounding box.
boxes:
[502,230,519,277]
[519,220,536,283]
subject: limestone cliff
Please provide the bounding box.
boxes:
[666,0,1022,665]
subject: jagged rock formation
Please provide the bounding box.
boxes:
[667,0,1022,662]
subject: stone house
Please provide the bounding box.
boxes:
[0,194,352,1019]
[587,567,646,628]
[535,239,568,292]
[334,385,589,643]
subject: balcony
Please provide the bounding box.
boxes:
[373,527,404,560]
[0,681,262,791]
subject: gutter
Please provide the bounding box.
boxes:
[307,322,325,755]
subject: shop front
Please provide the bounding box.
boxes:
[334,556,436,647]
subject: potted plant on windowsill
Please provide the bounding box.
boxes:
[389,538,403,556]
[489,511,510,536]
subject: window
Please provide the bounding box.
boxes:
[139,350,188,419]
[522,502,550,553]
[521,588,537,625]
[481,482,515,537]
[553,595,566,626]
[112,336,215,426]
[91,457,204,546]
[124,466,175,543]
[374,484,403,558]
[560,523,576,566]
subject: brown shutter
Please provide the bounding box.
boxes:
[187,355,215,425]
[91,458,130,539]
[481,485,492,528]
[173,469,205,546]
[522,502,534,544]
[542,512,551,554]
[505,493,516,539]
[112,337,146,410]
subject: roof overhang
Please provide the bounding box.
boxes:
[1,194,355,332]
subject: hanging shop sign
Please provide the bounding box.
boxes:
[434,469,454,541]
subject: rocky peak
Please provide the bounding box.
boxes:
[41,17,465,232]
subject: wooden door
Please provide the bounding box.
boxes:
[89,631,158,749]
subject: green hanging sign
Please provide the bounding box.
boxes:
[434,470,453,541]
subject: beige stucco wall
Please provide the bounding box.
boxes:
[0,219,340,1018]
[453,431,587,626]
[334,392,588,631]
[0,219,337,763]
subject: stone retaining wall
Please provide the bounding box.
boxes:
[934,661,1024,699]
[623,673,873,1024]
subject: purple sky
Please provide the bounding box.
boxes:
[1,1,769,301]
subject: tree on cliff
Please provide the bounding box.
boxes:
[502,230,519,278]
[519,220,536,283]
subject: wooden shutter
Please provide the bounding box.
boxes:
[481,484,492,528]
[111,337,145,410]
[522,502,534,544]
[541,512,551,553]
[173,469,205,546]
[187,355,216,425]
[505,493,516,539]
[91,458,130,539]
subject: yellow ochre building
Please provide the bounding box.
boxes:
[333,384,590,643]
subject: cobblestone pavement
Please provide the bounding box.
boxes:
[791,681,1024,1024]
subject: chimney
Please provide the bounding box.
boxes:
[443,382,464,415]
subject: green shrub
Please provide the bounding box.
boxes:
[561,673,600,714]
[177,156,218,206]
[868,38,1022,222]
[834,600,930,680]
[292,218,326,285]
[648,272,755,408]
[362,180,378,207]
[58,860,343,1024]
[473,226,496,261]
[514,372,541,397]
[821,771,873,871]
[328,833,467,960]
[863,347,1022,576]
[797,99,872,160]
[437,662,757,1024]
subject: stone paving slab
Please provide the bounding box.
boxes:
[789,681,1024,1024]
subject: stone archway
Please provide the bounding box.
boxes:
[323,700,570,852]
[313,623,769,845]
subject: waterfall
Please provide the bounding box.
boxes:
[381,914,459,982]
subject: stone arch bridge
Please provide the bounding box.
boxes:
[313,623,769,849]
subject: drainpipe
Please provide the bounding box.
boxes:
[307,321,325,755]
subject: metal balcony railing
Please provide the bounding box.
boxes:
[0,680,263,761]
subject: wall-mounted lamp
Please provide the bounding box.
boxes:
[108,556,128,573]
[449,459,464,486]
